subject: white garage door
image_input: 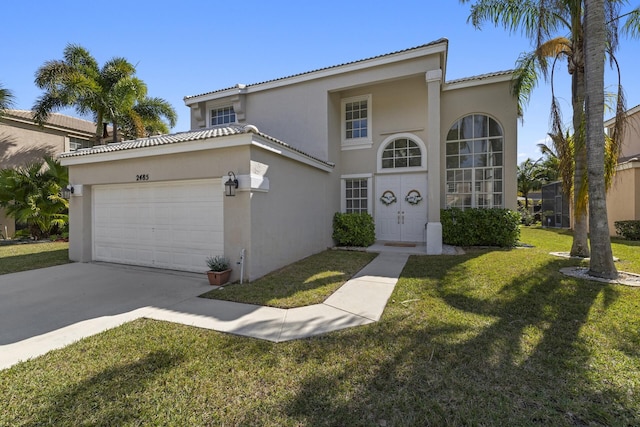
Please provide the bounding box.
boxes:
[93,179,223,272]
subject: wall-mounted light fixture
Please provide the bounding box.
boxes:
[61,186,72,200]
[225,171,239,197]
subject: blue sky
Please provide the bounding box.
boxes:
[2,0,638,162]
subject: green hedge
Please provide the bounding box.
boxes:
[614,220,640,240]
[333,212,375,247]
[441,208,521,247]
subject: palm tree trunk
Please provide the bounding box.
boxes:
[584,0,617,278]
[570,23,589,258]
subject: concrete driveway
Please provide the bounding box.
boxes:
[0,262,210,368]
[1,252,411,370]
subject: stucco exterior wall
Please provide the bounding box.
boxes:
[441,79,519,210]
[191,55,441,161]
[337,76,429,176]
[66,144,252,279]
[1,114,94,238]
[247,146,336,280]
[0,120,66,169]
[607,162,640,236]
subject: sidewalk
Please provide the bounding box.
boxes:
[144,251,410,342]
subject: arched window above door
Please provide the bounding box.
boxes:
[377,133,427,173]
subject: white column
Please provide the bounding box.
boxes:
[425,69,443,255]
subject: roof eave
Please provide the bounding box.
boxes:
[184,40,449,106]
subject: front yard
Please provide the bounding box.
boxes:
[1,228,639,426]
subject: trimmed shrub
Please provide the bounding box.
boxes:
[614,220,640,240]
[332,212,375,247]
[441,208,521,247]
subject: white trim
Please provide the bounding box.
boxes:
[443,73,512,91]
[376,133,428,174]
[341,94,373,150]
[184,43,448,105]
[59,133,333,173]
[340,175,373,214]
[60,134,249,166]
[250,136,334,173]
[605,104,640,127]
[341,173,373,179]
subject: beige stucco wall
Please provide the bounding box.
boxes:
[606,162,640,236]
[192,55,441,161]
[441,79,519,210]
[337,76,429,176]
[1,116,93,238]
[0,119,67,169]
[66,143,253,282]
[247,146,336,280]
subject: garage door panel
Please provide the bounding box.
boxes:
[93,179,223,272]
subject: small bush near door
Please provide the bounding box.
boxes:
[441,208,521,247]
[614,220,640,240]
[333,212,375,247]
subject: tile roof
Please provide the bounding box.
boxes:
[446,70,514,85]
[3,109,97,134]
[184,38,449,100]
[59,124,335,167]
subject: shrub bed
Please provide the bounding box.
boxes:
[614,220,640,240]
[441,208,520,247]
[332,212,375,247]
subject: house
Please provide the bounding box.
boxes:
[59,39,518,281]
[604,104,640,235]
[541,104,640,236]
[0,110,96,237]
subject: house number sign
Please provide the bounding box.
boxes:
[136,174,150,181]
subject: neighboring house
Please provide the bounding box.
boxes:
[60,39,518,281]
[604,104,640,236]
[0,110,96,237]
[542,104,640,236]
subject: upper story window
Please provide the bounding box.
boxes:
[381,138,422,169]
[376,133,427,173]
[445,114,504,209]
[69,137,91,151]
[210,106,236,126]
[341,94,372,150]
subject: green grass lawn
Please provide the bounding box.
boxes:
[200,250,378,308]
[1,228,639,426]
[0,241,69,275]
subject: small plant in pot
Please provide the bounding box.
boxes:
[206,255,232,286]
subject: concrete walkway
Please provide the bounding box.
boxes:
[0,251,410,370]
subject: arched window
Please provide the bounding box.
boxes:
[445,114,504,209]
[377,133,427,172]
[382,138,421,168]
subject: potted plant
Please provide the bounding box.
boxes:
[206,255,232,286]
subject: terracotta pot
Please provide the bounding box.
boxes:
[207,269,232,286]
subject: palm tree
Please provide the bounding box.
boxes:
[461,0,639,258]
[585,0,617,278]
[0,156,69,239]
[0,82,15,117]
[517,158,543,210]
[33,44,177,145]
[118,97,178,140]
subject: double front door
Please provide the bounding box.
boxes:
[375,173,428,242]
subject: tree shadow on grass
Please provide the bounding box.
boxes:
[281,251,639,426]
[22,350,183,427]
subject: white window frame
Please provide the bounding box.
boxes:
[341,174,373,214]
[68,136,91,151]
[444,114,504,210]
[341,94,373,150]
[209,105,236,126]
[376,133,427,173]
